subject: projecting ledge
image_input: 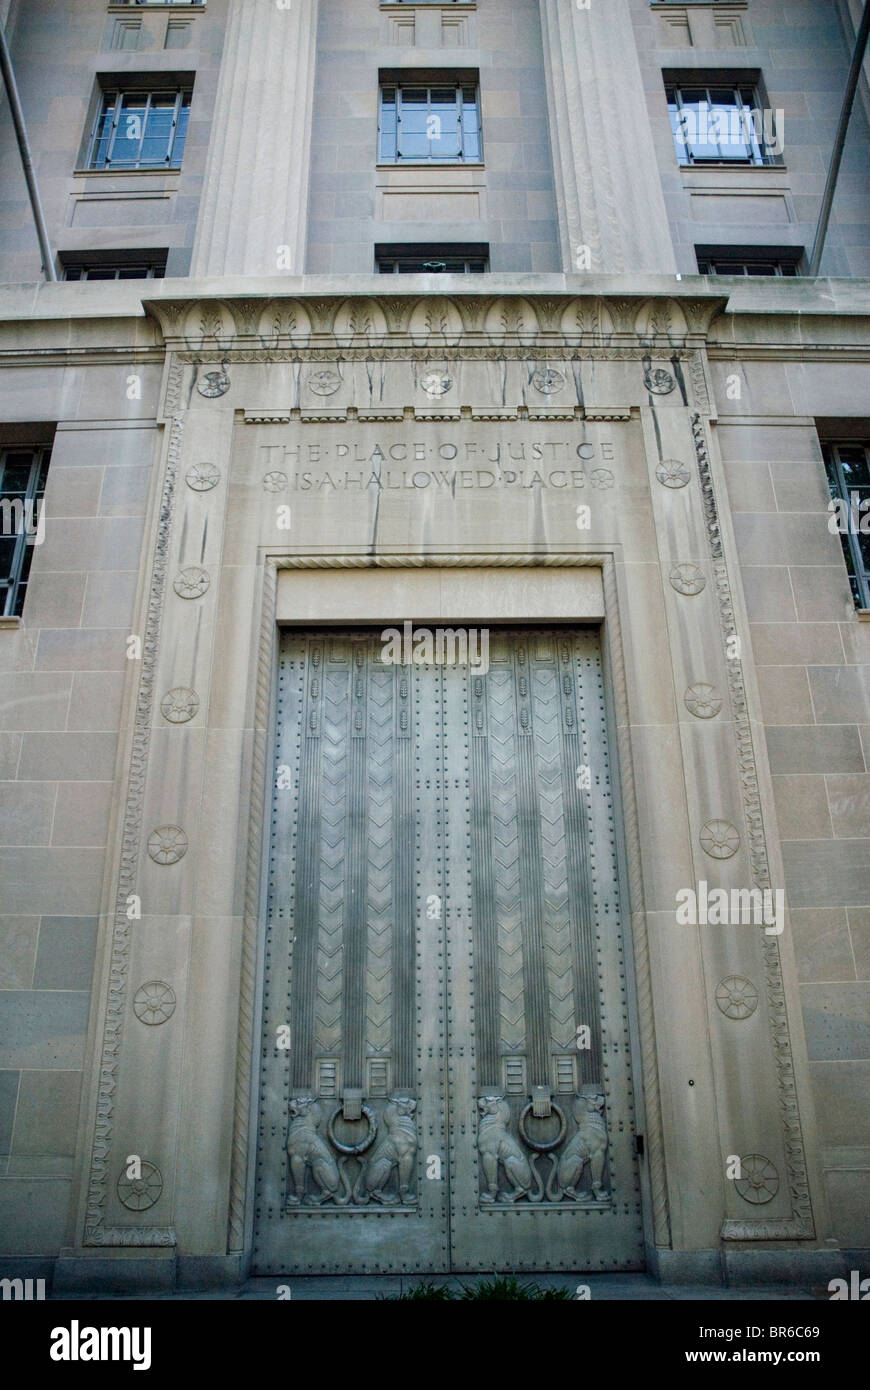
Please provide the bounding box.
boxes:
[275,565,606,626]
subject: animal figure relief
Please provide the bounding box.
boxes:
[477,1096,544,1203]
[354,1096,418,1205]
[285,1097,350,1206]
[554,1090,609,1203]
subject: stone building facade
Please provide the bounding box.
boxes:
[0,0,868,1291]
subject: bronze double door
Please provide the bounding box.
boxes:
[252,627,643,1274]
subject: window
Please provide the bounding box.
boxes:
[376,243,489,273]
[666,81,777,165]
[696,249,801,277]
[86,87,191,169]
[61,253,167,281]
[0,446,50,618]
[379,80,481,163]
[823,443,870,609]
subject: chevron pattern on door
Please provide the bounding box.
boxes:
[252,628,644,1274]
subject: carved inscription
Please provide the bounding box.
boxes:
[258,433,618,493]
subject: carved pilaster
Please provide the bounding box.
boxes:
[190,0,319,276]
[539,0,677,274]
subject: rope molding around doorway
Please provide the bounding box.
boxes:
[228,549,671,1254]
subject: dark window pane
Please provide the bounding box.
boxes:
[2,451,36,472]
[838,447,870,484]
[15,544,35,602]
[1,461,34,492]
[0,538,17,575]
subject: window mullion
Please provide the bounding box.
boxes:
[89,102,103,168]
[426,86,432,161]
[833,447,864,605]
[456,85,462,160]
[168,91,180,166]
[106,93,121,165]
[862,447,870,607]
[137,93,151,167]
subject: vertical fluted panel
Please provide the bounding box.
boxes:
[192,0,319,277]
[540,0,676,274]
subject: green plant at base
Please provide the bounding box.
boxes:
[388,1275,574,1301]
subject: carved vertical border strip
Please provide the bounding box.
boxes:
[84,416,184,1248]
[691,413,814,1241]
[690,351,712,415]
[227,557,277,1253]
[601,558,671,1248]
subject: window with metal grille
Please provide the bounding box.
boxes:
[61,253,167,281]
[0,446,51,618]
[86,87,191,169]
[376,243,489,273]
[379,81,481,163]
[823,442,870,609]
[666,81,776,165]
[696,250,801,276]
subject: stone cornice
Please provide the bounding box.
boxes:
[3,279,870,361]
[142,292,728,350]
